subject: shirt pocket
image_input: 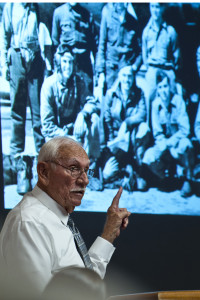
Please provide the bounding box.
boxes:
[147,39,155,53]
[156,35,170,59]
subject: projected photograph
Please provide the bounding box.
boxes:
[1,2,200,215]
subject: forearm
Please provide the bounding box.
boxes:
[95,12,107,74]
[42,121,67,140]
[125,100,146,129]
[125,114,146,129]
[51,13,60,47]
[194,123,200,142]
[41,105,67,139]
[82,97,100,116]
[133,53,143,71]
[40,83,67,138]
[167,131,189,148]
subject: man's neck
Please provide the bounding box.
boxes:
[162,98,171,110]
[58,72,71,87]
[36,181,48,195]
[121,87,130,101]
[36,182,73,214]
[152,18,163,30]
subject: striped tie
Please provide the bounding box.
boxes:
[67,216,93,270]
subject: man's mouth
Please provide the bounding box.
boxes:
[70,189,85,196]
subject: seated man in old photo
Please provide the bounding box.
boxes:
[102,61,151,191]
[40,44,100,164]
[143,70,194,197]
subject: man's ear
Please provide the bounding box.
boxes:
[37,162,50,186]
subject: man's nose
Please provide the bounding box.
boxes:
[65,61,71,68]
[125,76,130,82]
[77,171,89,186]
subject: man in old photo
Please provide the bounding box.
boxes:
[143,71,194,197]
[40,44,100,163]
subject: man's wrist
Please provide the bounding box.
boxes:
[101,231,116,244]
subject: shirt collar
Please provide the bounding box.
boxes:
[170,94,178,107]
[32,185,69,225]
[148,18,167,31]
[113,83,138,104]
[158,94,177,111]
[57,72,75,89]
[112,5,127,23]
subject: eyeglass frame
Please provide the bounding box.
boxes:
[45,160,95,179]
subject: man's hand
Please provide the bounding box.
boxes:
[107,122,130,153]
[73,112,86,139]
[117,121,127,139]
[157,138,167,152]
[101,187,131,244]
[102,157,119,180]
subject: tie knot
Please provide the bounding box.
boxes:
[67,217,74,225]
[67,216,76,233]
[67,216,73,226]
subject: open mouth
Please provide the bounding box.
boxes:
[71,190,85,196]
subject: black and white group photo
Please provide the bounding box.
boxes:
[1,2,200,215]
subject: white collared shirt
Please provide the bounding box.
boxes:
[0,186,115,294]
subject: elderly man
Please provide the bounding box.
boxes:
[102,62,150,191]
[40,44,100,162]
[143,70,194,197]
[0,136,131,298]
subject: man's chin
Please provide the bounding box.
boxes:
[62,73,71,80]
[68,201,81,213]
[71,196,83,209]
[67,192,84,210]
[66,205,76,214]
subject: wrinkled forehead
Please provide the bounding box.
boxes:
[58,143,89,164]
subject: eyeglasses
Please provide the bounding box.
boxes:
[46,161,95,179]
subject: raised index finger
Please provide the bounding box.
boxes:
[110,186,123,209]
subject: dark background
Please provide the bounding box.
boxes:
[1,2,200,297]
[72,212,200,296]
[1,207,200,296]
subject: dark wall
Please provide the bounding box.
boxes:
[72,212,200,296]
[0,210,200,296]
